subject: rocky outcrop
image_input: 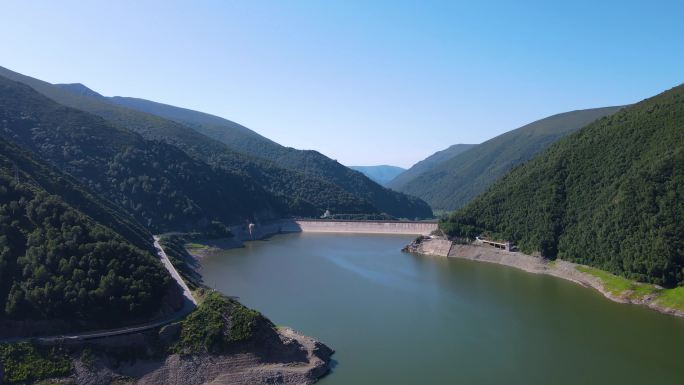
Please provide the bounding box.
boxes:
[403,237,452,256]
[129,328,331,385]
[54,326,332,385]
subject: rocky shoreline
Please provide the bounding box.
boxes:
[29,325,332,385]
[406,238,684,318]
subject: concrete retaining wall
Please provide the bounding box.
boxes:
[294,220,437,235]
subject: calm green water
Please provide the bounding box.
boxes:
[199,233,684,385]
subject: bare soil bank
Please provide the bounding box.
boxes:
[33,326,332,385]
[407,239,684,318]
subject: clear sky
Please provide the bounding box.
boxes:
[1,1,683,168]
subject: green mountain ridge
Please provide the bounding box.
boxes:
[0,137,171,329]
[0,75,281,233]
[0,67,384,216]
[349,165,406,186]
[107,95,278,156]
[387,144,476,191]
[0,66,414,217]
[397,107,624,211]
[104,92,432,218]
[443,84,684,287]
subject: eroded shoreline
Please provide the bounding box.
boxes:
[407,238,684,318]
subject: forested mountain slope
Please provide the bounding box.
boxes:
[0,137,171,328]
[108,95,279,158]
[0,67,431,218]
[443,84,684,287]
[0,67,377,216]
[85,88,432,218]
[387,144,476,191]
[398,107,623,211]
[0,75,280,233]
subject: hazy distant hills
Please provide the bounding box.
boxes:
[388,144,476,191]
[349,165,405,186]
[395,107,623,211]
[0,66,432,219]
[443,84,684,287]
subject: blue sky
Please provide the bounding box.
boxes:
[1,1,682,168]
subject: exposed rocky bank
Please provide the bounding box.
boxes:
[26,324,332,385]
[405,237,684,318]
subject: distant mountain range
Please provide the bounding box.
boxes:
[349,165,405,186]
[392,106,623,211]
[388,144,476,191]
[0,66,432,220]
[443,84,684,288]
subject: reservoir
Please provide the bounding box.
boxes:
[199,233,684,385]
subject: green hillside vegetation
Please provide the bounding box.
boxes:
[108,95,278,159]
[99,91,432,218]
[0,138,170,326]
[0,343,71,384]
[349,165,405,186]
[174,291,268,354]
[387,144,476,190]
[399,107,623,211]
[0,75,281,233]
[0,67,431,218]
[0,134,152,251]
[442,84,684,287]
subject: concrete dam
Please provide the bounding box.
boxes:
[230,219,438,241]
[292,219,438,235]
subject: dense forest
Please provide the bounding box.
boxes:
[0,66,432,219]
[442,85,684,287]
[0,75,282,233]
[0,138,170,324]
[108,94,433,218]
[397,107,622,210]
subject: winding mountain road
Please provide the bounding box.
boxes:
[153,236,197,307]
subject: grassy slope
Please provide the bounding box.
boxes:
[575,265,684,312]
[400,107,623,210]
